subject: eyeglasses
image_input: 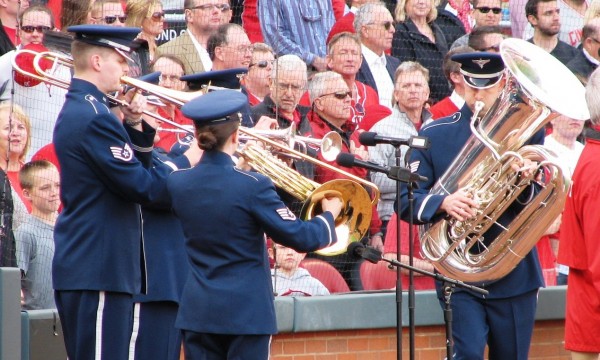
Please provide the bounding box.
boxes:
[20,25,51,34]
[367,21,394,31]
[159,74,183,83]
[94,15,127,24]
[187,3,231,12]
[249,60,274,68]
[475,7,502,14]
[150,11,165,21]
[274,82,304,93]
[319,91,352,100]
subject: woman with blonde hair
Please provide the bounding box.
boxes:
[126,0,164,61]
[0,102,32,230]
[392,0,460,103]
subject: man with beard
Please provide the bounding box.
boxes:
[526,0,578,66]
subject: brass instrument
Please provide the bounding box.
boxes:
[11,49,198,135]
[419,38,589,282]
[238,128,380,256]
[239,123,343,162]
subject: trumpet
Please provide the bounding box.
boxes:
[11,49,198,135]
[239,123,343,162]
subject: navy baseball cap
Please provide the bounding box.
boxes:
[451,52,505,89]
[180,68,248,91]
[181,90,247,126]
[67,25,140,61]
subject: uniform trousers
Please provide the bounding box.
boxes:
[182,331,271,360]
[55,290,137,360]
[134,301,181,360]
[440,288,538,360]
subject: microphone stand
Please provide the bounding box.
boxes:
[394,146,404,360]
[357,246,489,360]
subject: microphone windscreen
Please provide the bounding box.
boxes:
[359,131,378,146]
[335,152,355,168]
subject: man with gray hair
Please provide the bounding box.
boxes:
[156,0,232,75]
[354,2,400,109]
[250,54,311,133]
[558,67,600,360]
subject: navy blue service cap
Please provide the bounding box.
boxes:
[180,68,248,91]
[181,90,248,126]
[451,52,505,89]
[67,25,140,60]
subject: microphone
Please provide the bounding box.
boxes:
[336,153,428,183]
[359,131,430,149]
[347,242,382,264]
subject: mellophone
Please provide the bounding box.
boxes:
[12,47,381,256]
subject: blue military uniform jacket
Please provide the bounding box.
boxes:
[133,149,190,303]
[398,104,544,299]
[53,78,190,295]
[168,151,337,334]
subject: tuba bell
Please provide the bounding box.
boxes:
[420,38,589,282]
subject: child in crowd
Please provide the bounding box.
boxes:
[15,160,60,310]
[269,242,330,296]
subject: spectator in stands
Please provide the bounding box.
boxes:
[429,46,472,120]
[0,103,32,230]
[207,23,252,71]
[468,25,505,52]
[451,0,503,49]
[543,114,585,286]
[368,61,431,236]
[126,0,164,61]
[354,3,399,109]
[60,0,94,31]
[440,0,474,33]
[0,0,28,56]
[15,160,60,310]
[526,0,578,66]
[521,0,588,47]
[567,18,600,84]
[90,0,126,27]
[326,32,381,128]
[241,42,274,106]
[382,213,435,290]
[258,0,335,72]
[327,0,380,44]
[392,0,453,103]
[0,5,66,158]
[241,0,263,43]
[585,0,600,24]
[251,55,311,134]
[150,54,195,152]
[157,0,231,75]
[269,243,330,296]
[558,67,600,360]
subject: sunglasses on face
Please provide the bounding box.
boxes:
[151,11,165,21]
[188,3,231,12]
[320,91,352,100]
[367,21,394,31]
[96,15,127,24]
[249,60,274,68]
[20,25,51,33]
[476,6,502,14]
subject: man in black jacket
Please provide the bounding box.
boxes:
[567,18,600,84]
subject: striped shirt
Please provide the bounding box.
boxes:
[258,0,335,65]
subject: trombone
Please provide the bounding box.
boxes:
[239,123,343,162]
[11,49,198,135]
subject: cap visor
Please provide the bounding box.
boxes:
[464,75,502,89]
[114,48,135,64]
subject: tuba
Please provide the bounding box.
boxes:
[420,38,589,282]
